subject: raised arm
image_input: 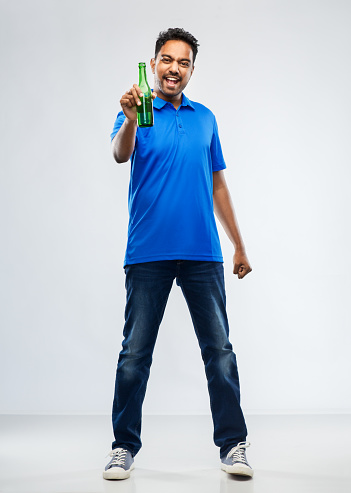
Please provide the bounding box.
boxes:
[112,84,157,163]
[112,118,138,163]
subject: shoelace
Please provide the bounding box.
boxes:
[105,448,127,466]
[226,441,250,463]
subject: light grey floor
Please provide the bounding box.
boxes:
[0,414,350,493]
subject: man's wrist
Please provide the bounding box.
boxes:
[124,116,137,125]
[234,243,246,253]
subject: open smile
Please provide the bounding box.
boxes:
[164,76,181,88]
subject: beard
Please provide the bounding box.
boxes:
[154,74,187,99]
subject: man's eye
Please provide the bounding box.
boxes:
[162,58,171,63]
[180,62,190,67]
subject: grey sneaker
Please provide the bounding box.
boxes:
[221,441,253,477]
[103,447,135,480]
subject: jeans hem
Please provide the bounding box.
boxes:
[220,438,247,459]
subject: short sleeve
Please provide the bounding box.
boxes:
[210,116,227,171]
[110,111,126,142]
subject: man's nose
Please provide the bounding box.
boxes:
[169,61,180,73]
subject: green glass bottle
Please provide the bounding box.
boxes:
[137,62,153,127]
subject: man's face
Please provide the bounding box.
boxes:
[150,40,194,100]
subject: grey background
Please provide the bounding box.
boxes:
[1,0,350,414]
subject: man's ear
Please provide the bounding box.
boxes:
[190,65,195,77]
[150,58,155,74]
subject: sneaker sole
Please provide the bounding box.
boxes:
[103,463,135,480]
[221,463,254,477]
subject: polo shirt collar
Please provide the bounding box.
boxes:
[181,93,195,110]
[153,93,195,110]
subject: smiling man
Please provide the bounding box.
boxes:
[104,28,253,481]
[151,38,194,103]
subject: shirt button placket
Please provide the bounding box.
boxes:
[176,113,185,134]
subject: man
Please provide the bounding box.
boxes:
[103,28,253,480]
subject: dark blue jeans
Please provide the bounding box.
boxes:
[111,260,247,459]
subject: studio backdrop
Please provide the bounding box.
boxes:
[1,0,350,415]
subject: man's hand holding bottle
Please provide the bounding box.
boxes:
[120,84,157,122]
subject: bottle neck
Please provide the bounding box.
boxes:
[138,65,147,87]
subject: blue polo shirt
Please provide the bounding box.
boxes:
[110,93,227,267]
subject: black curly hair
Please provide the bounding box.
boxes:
[155,28,199,64]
